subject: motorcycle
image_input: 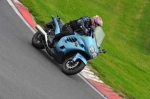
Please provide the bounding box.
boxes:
[32,15,106,75]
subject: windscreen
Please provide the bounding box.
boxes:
[94,27,105,47]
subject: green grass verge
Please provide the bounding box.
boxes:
[19,0,150,98]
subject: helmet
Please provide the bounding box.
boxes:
[91,15,103,27]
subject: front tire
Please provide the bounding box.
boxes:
[61,56,85,75]
[32,32,45,49]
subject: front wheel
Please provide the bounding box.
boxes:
[61,56,85,75]
[32,32,45,49]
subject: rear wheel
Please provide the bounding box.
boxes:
[61,55,85,75]
[32,32,45,49]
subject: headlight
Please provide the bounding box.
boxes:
[89,46,97,58]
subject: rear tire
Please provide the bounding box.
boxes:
[32,32,45,49]
[61,56,85,75]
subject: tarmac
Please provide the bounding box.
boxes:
[12,0,123,99]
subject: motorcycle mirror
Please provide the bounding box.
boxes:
[100,49,106,53]
[57,15,60,20]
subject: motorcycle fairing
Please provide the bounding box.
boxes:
[55,33,100,59]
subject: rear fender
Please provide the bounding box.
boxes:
[73,53,87,65]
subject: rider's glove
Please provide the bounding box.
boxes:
[84,28,91,34]
[80,26,90,35]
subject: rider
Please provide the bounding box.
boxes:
[49,15,103,47]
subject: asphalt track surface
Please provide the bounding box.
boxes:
[0,0,106,99]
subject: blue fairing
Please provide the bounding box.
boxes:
[55,32,99,59]
[80,35,100,54]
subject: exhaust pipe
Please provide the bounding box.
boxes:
[36,25,48,46]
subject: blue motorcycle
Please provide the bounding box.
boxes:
[32,15,106,75]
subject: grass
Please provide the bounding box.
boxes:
[19,0,150,98]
